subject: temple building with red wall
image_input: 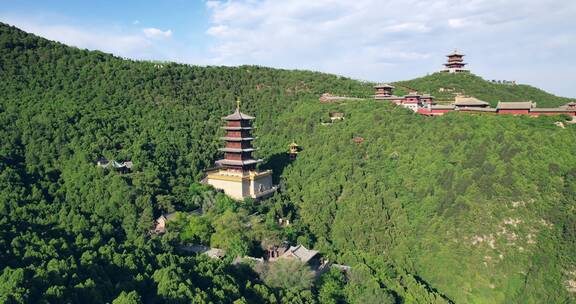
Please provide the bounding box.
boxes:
[373,84,435,112]
[417,100,576,117]
[373,84,576,117]
[205,101,276,200]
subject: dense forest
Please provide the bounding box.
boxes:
[1,22,575,303]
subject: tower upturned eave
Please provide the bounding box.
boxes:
[222,108,255,121]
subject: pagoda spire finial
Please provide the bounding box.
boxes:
[236,98,241,111]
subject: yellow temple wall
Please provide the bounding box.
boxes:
[206,170,275,200]
[206,177,249,200]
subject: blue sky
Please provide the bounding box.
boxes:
[2,0,575,97]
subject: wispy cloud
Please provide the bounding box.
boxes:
[142,27,172,39]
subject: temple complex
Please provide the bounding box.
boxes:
[368,51,576,118]
[443,49,469,73]
[206,101,276,200]
[373,84,576,117]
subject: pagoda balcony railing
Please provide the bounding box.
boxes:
[218,147,258,153]
[215,158,263,166]
[220,136,256,141]
[222,126,255,131]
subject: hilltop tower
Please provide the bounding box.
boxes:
[206,100,276,200]
[443,49,469,73]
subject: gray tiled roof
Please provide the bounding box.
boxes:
[530,108,574,112]
[458,107,497,112]
[497,102,535,109]
[431,105,456,110]
[282,245,318,263]
[454,96,489,106]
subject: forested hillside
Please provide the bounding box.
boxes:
[263,102,576,303]
[1,22,575,304]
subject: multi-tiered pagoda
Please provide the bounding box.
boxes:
[206,100,276,200]
[443,49,469,73]
[373,83,396,100]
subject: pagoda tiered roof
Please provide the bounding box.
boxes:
[442,49,469,73]
[446,49,465,57]
[207,100,277,200]
[214,100,262,171]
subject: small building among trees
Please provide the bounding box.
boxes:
[153,212,178,234]
[329,112,345,121]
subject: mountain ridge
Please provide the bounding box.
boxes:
[2,21,572,105]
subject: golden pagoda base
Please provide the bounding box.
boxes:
[206,169,276,200]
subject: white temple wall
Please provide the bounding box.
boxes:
[250,174,273,197]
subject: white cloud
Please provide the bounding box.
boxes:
[204,0,576,97]
[384,22,431,33]
[448,18,466,28]
[206,25,229,37]
[142,27,173,39]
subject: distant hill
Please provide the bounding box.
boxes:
[1,21,575,304]
[392,72,574,107]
